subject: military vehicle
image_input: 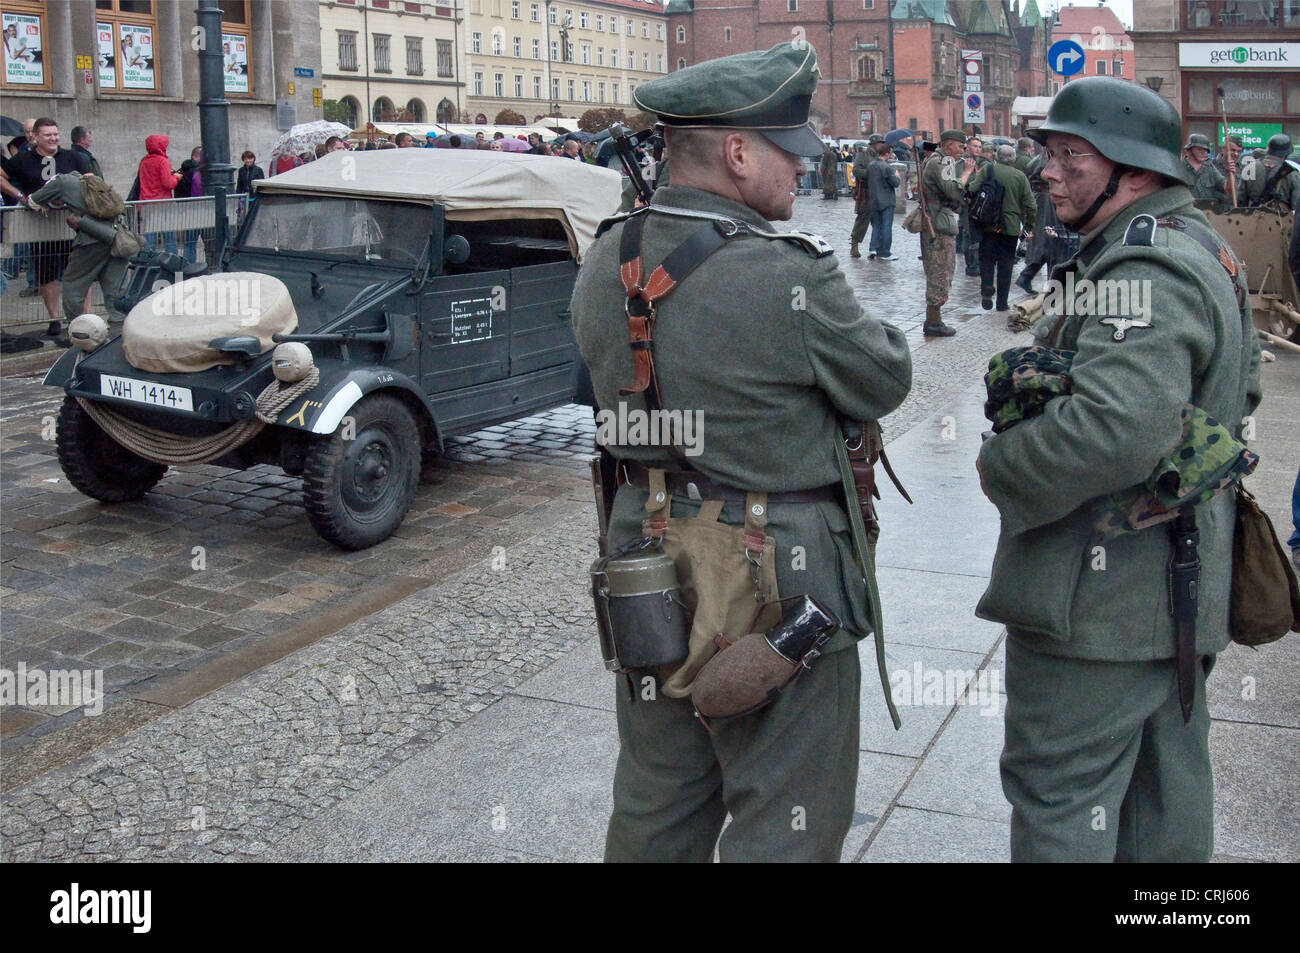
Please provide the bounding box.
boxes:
[1202,206,1298,342]
[46,149,622,548]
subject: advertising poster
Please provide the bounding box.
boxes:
[97,21,116,88]
[119,23,155,90]
[2,11,44,85]
[222,33,247,94]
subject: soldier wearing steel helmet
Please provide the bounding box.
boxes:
[571,42,911,863]
[1241,133,1300,212]
[975,77,1262,862]
[1181,133,1229,207]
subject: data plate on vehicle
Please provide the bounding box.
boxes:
[99,374,194,411]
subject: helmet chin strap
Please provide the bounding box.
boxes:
[1065,166,1123,233]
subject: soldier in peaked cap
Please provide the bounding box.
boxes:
[1181,133,1229,207]
[571,42,912,862]
[918,129,976,335]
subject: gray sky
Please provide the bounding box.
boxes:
[1039,0,1134,30]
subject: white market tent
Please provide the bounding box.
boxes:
[350,121,559,143]
[253,149,624,261]
[1012,96,1054,129]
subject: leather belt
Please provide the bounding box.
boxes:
[621,461,839,506]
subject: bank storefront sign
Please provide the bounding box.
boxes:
[1219,122,1284,149]
[1179,42,1298,68]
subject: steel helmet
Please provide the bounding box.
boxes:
[1183,133,1212,150]
[1266,133,1292,158]
[1029,77,1189,185]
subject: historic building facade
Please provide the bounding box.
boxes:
[318,0,462,128]
[1131,0,1299,148]
[0,0,321,193]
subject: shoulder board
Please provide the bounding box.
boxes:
[761,229,835,258]
[594,205,650,238]
[1122,213,1157,247]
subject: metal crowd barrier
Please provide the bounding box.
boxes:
[1,194,247,332]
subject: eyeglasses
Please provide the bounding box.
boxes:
[1042,146,1100,170]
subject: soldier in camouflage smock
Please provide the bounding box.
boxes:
[919,130,974,336]
[1181,134,1228,208]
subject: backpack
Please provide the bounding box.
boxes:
[969,168,1006,230]
[80,173,126,220]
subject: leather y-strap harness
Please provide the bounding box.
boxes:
[617,212,749,401]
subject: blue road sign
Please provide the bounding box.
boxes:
[1048,39,1085,77]
[293,67,315,78]
[967,93,982,110]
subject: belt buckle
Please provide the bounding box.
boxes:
[686,481,702,501]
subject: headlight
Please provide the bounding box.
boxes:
[271,342,314,382]
[68,314,109,352]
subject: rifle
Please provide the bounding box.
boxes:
[913,144,935,238]
[601,123,656,206]
[1217,87,1238,207]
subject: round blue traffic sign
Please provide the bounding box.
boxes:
[967,93,982,110]
[1048,39,1085,77]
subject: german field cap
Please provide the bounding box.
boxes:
[633,41,824,157]
[940,129,966,143]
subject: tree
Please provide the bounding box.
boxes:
[578,107,628,133]
[494,108,526,125]
[322,99,353,126]
[628,111,659,133]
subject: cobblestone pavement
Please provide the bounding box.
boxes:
[0,196,1032,855]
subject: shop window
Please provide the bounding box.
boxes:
[3,0,49,91]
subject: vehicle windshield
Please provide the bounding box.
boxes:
[240,196,430,267]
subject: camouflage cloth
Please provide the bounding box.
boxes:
[983,345,1075,433]
[921,232,956,306]
[985,346,1258,538]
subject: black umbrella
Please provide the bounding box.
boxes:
[1,116,25,137]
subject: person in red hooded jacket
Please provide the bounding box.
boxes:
[136,134,182,256]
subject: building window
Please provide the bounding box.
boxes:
[533,74,541,97]
[724,26,731,42]
[511,0,519,18]
[374,34,391,74]
[532,38,540,58]
[611,84,618,103]
[597,46,603,65]
[218,1,252,96]
[492,31,503,55]
[643,52,650,71]
[582,80,591,101]
[406,36,423,75]
[566,42,574,61]
[626,19,633,35]
[610,16,618,33]
[551,40,558,60]
[530,3,539,23]
[338,30,359,72]
[788,0,798,10]
[472,31,482,54]
[552,76,559,100]
[657,23,664,40]
[641,21,648,37]
[84,0,163,94]
[474,71,483,95]
[677,25,685,42]
[580,11,589,28]
[1096,60,1107,75]
[657,54,664,72]
[596,14,603,31]
[514,74,522,96]
[437,39,453,77]
[677,57,685,70]
[513,36,521,57]
[549,6,557,25]
[495,72,503,96]
[581,44,589,65]
[598,81,605,102]
[567,78,574,99]
[863,0,874,7]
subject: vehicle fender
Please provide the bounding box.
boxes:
[44,347,81,389]
[272,363,442,448]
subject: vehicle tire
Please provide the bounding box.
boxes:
[56,396,167,503]
[302,393,419,550]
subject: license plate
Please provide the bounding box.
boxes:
[99,374,194,412]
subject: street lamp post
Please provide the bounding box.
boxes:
[196,0,233,258]
[545,0,557,115]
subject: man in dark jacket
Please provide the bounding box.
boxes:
[866,142,900,260]
[236,150,264,194]
[966,144,1035,311]
[70,126,102,179]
